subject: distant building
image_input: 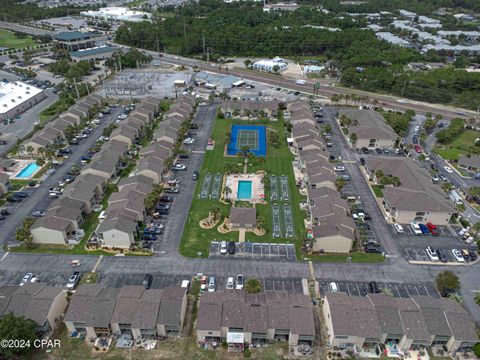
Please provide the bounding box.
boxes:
[263,3,299,12]
[70,46,117,62]
[80,7,151,22]
[0,81,45,121]
[252,57,288,72]
[52,31,99,51]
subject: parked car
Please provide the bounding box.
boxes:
[192,171,199,180]
[183,138,195,145]
[13,191,29,198]
[451,249,465,263]
[178,153,190,159]
[19,273,33,286]
[365,244,383,254]
[410,222,422,235]
[66,271,81,290]
[226,277,234,290]
[359,158,366,166]
[220,241,227,254]
[444,166,454,174]
[171,164,187,171]
[159,195,174,203]
[439,174,447,181]
[32,211,45,217]
[368,281,379,293]
[165,187,180,194]
[436,249,449,263]
[227,241,235,255]
[0,209,10,216]
[143,274,153,289]
[334,165,345,172]
[236,275,244,290]
[432,174,439,183]
[426,247,439,261]
[418,223,430,235]
[7,196,22,202]
[426,223,439,236]
[414,145,422,153]
[208,276,216,292]
[394,223,404,234]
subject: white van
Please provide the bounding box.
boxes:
[329,282,338,292]
[208,276,216,292]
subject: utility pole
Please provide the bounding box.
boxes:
[202,32,206,57]
[183,17,187,41]
[156,36,160,53]
[207,48,210,63]
[86,82,90,95]
[73,78,80,99]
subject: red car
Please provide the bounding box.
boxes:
[426,222,439,236]
[414,145,422,153]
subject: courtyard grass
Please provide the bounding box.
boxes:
[308,252,385,263]
[371,184,384,198]
[0,29,36,49]
[179,116,306,258]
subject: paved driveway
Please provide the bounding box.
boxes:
[0,105,123,246]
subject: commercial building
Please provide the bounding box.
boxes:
[0,283,68,334]
[252,57,288,72]
[337,109,397,149]
[64,284,187,340]
[196,291,315,348]
[70,46,117,62]
[364,157,454,224]
[80,7,152,22]
[323,292,479,353]
[52,31,99,51]
[0,81,45,121]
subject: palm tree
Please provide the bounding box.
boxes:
[223,186,232,199]
[37,147,45,159]
[335,178,346,191]
[245,277,262,294]
[455,203,466,214]
[210,206,221,222]
[26,146,34,158]
[256,215,265,230]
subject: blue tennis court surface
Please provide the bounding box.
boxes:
[227,124,267,157]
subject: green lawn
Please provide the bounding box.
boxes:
[179,116,306,258]
[0,29,36,49]
[308,252,385,263]
[435,129,480,160]
[371,184,384,197]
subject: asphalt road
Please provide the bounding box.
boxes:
[0,106,123,246]
[139,50,480,121]
[0,21,54,36]
[155,103,217,254]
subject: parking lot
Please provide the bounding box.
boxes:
[319,280,439,298]
[209,241,296,261]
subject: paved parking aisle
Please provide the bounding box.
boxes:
[209,241,296,261]
[319,280,439,298]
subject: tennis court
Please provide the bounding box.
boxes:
[227,124,267,157]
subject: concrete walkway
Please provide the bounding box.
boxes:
[238,229,246,243]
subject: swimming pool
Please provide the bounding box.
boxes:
[15,162,40,178]
[237,180,252,200]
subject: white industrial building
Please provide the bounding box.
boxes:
[252,57,288,72]
[0,81,45,121]
[80,7,151,23]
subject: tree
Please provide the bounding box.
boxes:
[272,64,280,73]
[475,294,480,306]
[256,215,265,230]
[223,185,232,199]
[245,277,262,294]
[244,59,251,68]
[0,312,37,358]
[26,146,34,158]
[349,132,357,145]
[436,271,460,297]
[468,186,480,198]
[210,206,221,222]
[335,178,346,191]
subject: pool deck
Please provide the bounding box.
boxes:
[225,173,265,203]
[2,159,42,180]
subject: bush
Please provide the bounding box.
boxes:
[243,348,252,358]
[436,271,460,297]
[473,343,480,357]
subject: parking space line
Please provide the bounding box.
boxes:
[423,285,431,296]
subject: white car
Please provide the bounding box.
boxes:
[226,277,234,290]
[220,241,227,254]
[426,247,439,261]
[236,274,244,290]
[394,223,404,234]
[183,138,195,145]
[444,166,453,173]
[451,249,465,262]
[118,114,128,120]
[20,273,33,286]
[410,222,422,235]
[334,165,345,172]
[171,164,187,171]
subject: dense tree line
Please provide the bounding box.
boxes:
[436,118,465,143]
[0,0,95,22]
[105,48,152,70]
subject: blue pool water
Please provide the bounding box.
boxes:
[237,180,252,199]
[16,162,40,178]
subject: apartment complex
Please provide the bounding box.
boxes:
[220,99,279,119]
[338,109,397,149]
[364,157,454,224]
[0,283,68,334]
[96,95,195,249]
[323,292,478,353]
[196,290,315,348]
[20,94,104,156]
[289,101,356,253]
[64,285,187,340]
